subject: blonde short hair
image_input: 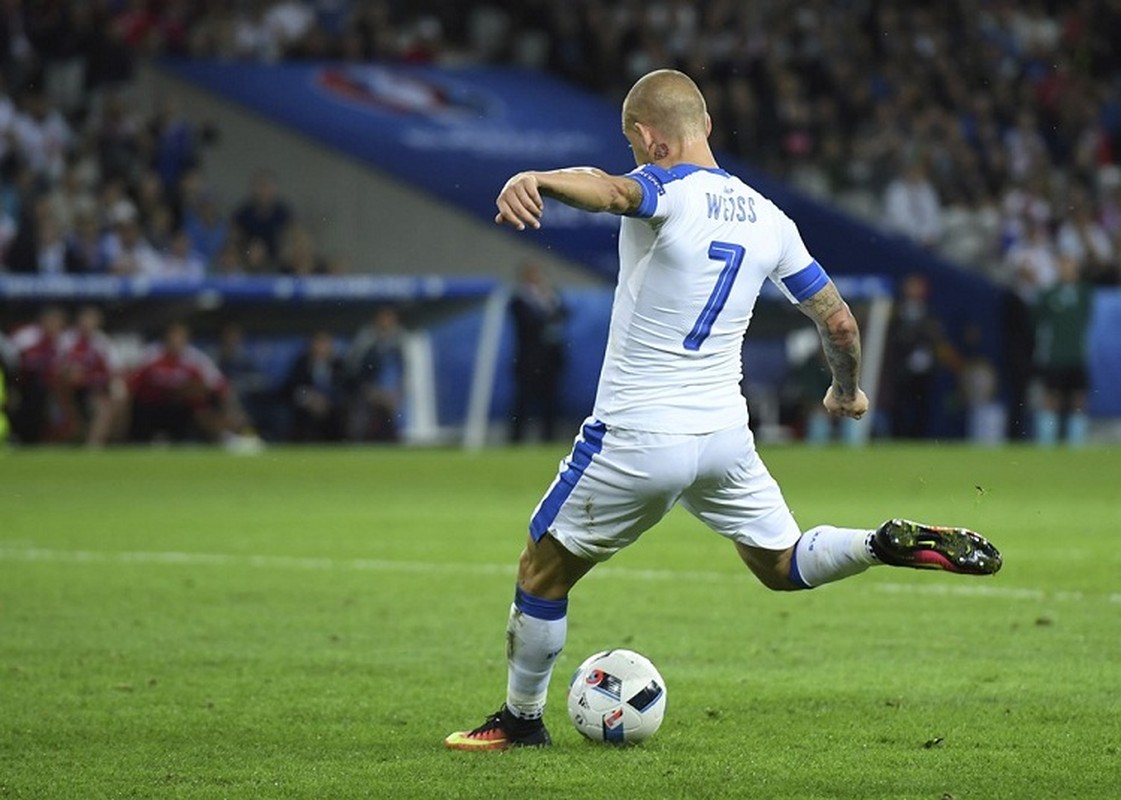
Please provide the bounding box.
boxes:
[622,69,708,141]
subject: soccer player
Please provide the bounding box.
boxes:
[8,306,67,443]
[56,306,126,446]
[445,70,1003,751]
[128,322,232,443]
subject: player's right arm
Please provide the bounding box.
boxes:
[495,168,643,230]
[797,281,869,419]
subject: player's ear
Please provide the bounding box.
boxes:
[704,112,712,138]
[633,121,656,155]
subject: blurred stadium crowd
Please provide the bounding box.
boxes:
[0,0,1116,446]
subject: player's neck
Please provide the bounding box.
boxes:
[652,140,718,170]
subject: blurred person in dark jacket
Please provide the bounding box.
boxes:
[345,307,404,442]
[283,330,346,442]
[881,273,952,439]
[509,261,568,443]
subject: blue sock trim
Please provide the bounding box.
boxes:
[788,540,812,589]
[514,586,568,621]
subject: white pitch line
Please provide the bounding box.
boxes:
[0,546,1115,605]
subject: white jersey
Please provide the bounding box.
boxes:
[591,163,826,434]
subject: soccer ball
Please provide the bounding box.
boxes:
[566,649,667,744]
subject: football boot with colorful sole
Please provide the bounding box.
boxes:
[871,519,1002,575]
[444,707,552,751]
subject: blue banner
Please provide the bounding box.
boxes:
[162,60,630,276]
[0,273,496,303]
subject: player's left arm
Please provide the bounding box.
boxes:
[797,281,869,419]
[495,168,643,231]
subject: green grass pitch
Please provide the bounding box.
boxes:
[2,444,1119,799]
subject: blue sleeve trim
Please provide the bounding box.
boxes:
[782,260,830,302]
[514,586,569,620]
[625,165,672,218]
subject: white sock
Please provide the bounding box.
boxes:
[791,525,877,588]
[505,587,567,720]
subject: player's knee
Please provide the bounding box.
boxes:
[755,569,803,592]
[736,543,803,592]
[517,534,593,599]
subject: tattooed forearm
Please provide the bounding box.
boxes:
[536,168,644,214]
[821,321,861,397]
[798,282,862,397]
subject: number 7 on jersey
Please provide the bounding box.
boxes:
[683,240,746,351]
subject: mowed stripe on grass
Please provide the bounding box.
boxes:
[2,544,1119,606]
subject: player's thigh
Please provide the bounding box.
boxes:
[528,420,693,563]
[679,424,801,552]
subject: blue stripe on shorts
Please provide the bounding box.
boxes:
[529,420,607,541]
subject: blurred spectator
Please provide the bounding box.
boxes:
[279,222,326,275]
[95,90,142,184]
[264,0,317,57]
[1056,188,1115,285]
[55,305,125,446]
[102,199,162,276]
[508,261,568,443]
[212,237,249,274]
[34,207,67,274]
[12,88,72,183]
[160,227,207,278]
[212,322,271,437]
[1033,255,1094,446]
[958,324,1005,445]
[883,159,943,248]
[64,208,106,272]
[134,168,172,243]
[128,321,234,443]
[345,306,404,442]
[282,329,346,442]
[6,192,79,275]
[880,274,953,440]
[233,169,292,262]
[1003,221,1059,300]
[7,305,67,444]
[182,190,228,267]
[1003,110,1050,183]
[243,235,275,273]
[46,160,96,234]
[147,98,205,193]
[1099,170,1121,246]
[5,195,50,273]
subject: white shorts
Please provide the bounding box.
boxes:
[528,417,802,562]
